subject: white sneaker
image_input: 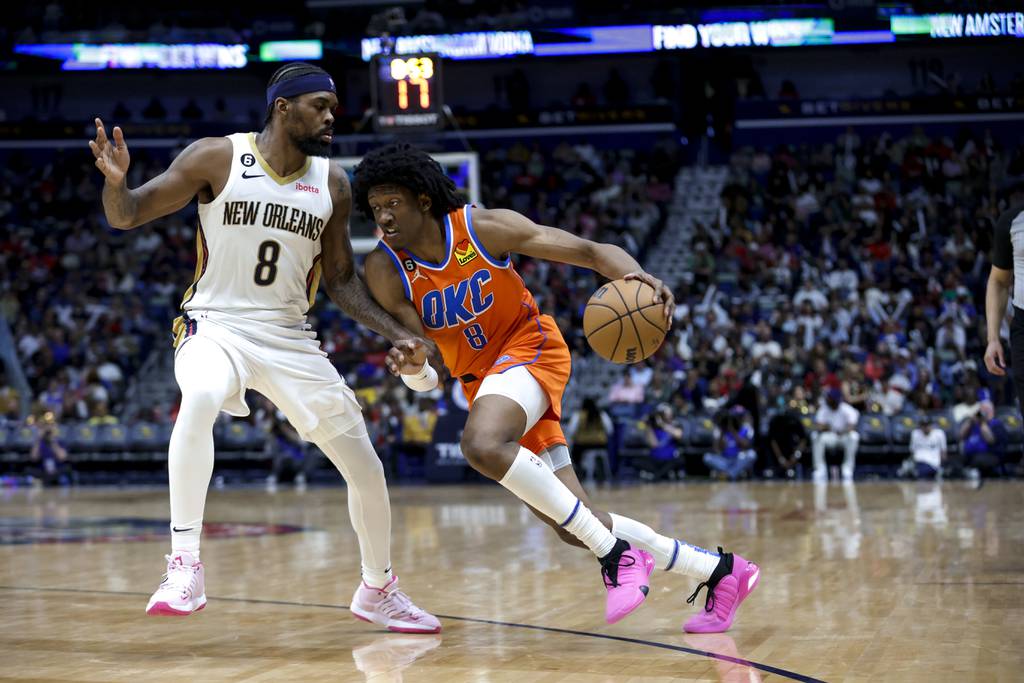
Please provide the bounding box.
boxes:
[145,551,206,616]
[350,576,441,633]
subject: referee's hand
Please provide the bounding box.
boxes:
[984,340,1007,376]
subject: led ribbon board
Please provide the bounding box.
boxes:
[652,19,835,50]
[891,12,1024,39]
[259,40,323,61]
[15,43,249,69]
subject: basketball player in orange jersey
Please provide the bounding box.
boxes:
[88,64,438,633]
[355,143,760,632]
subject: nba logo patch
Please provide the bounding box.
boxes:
[454,239,478,266]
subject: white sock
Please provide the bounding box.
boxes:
[610,513,719,580]
[361,566,394,589]
[311,419,392,582]
[170,520,202,556]
[499,448,616,558]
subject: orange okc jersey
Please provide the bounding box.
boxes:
[377,205,570,453]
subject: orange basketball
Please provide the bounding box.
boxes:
[583,278,668,364]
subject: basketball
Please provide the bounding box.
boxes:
[583,278,668,364]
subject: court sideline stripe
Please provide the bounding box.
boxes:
[0,585,826,683]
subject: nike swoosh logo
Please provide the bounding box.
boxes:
[242,171,265,179]
[172,527,194,533]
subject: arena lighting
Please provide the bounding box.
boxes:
[259,40,323,62]
[891,12,1024,39]
[14,43,249,70]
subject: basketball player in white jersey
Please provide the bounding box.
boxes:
[88,63,439,633]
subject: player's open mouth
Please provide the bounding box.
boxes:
[321,133,333,143]
[381,226,399,238]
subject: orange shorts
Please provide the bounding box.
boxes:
[460,313,570,455]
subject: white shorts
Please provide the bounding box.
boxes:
[175,311,362,440]
[476,365,549,433]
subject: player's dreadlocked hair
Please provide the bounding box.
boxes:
[264,62,330,126]
[352,143,464,220]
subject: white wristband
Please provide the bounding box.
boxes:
[401,358,439,392]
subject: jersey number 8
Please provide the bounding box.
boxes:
[463,323,487,350]
[254,240,281,286]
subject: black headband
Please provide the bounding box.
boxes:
[266,72,336,106]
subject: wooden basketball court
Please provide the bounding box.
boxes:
[3,480,1022,681]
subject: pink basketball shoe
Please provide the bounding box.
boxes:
[601,540,655,624]
[350,576,441,634]
[145,551,206,616]
[683,548,759,633]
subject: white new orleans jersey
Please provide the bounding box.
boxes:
[173,132,332,343]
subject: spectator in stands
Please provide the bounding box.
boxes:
[750,322,781,362]
[767,408,807,479]
[87,400,118,426]
[400,397,438,460]
[956,402,1004,478]
[28,414,72,486]
[909,415,947,480]
[608,372,645,404]
[841,362,871,412]
[811,388,860,482]
[638,403,684,481]
[704,406,756,481]
[265,410,316,491]
[0,382,19,423]
[566,398,613,483]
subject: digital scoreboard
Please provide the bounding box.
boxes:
[371,53,444,131]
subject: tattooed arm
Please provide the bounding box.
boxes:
[321,162,425,345]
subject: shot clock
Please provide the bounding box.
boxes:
[371,53,445,132]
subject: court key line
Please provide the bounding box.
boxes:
[0,584,826,683]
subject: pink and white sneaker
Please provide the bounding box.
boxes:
[145,551,206,616]
[601,541,656,624]
[683,548,759,633]
[350,577,441,634]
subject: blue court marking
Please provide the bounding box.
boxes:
[0,585,826,682]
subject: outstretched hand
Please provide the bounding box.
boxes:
[624,271,675,327]
[88,118,130,184]
[386,337,430,376]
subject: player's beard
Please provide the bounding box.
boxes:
[290,129,332,157]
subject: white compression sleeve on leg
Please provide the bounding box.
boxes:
[610,513,719,580]
[499,447,617,558]
[310,418,393,588]
[168,336,240,555]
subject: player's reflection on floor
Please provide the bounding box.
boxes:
[683,633,764,683]
[351,634,443,682]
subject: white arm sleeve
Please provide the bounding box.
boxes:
[401,359,439,392]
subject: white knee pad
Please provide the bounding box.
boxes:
[476,366,549,433]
